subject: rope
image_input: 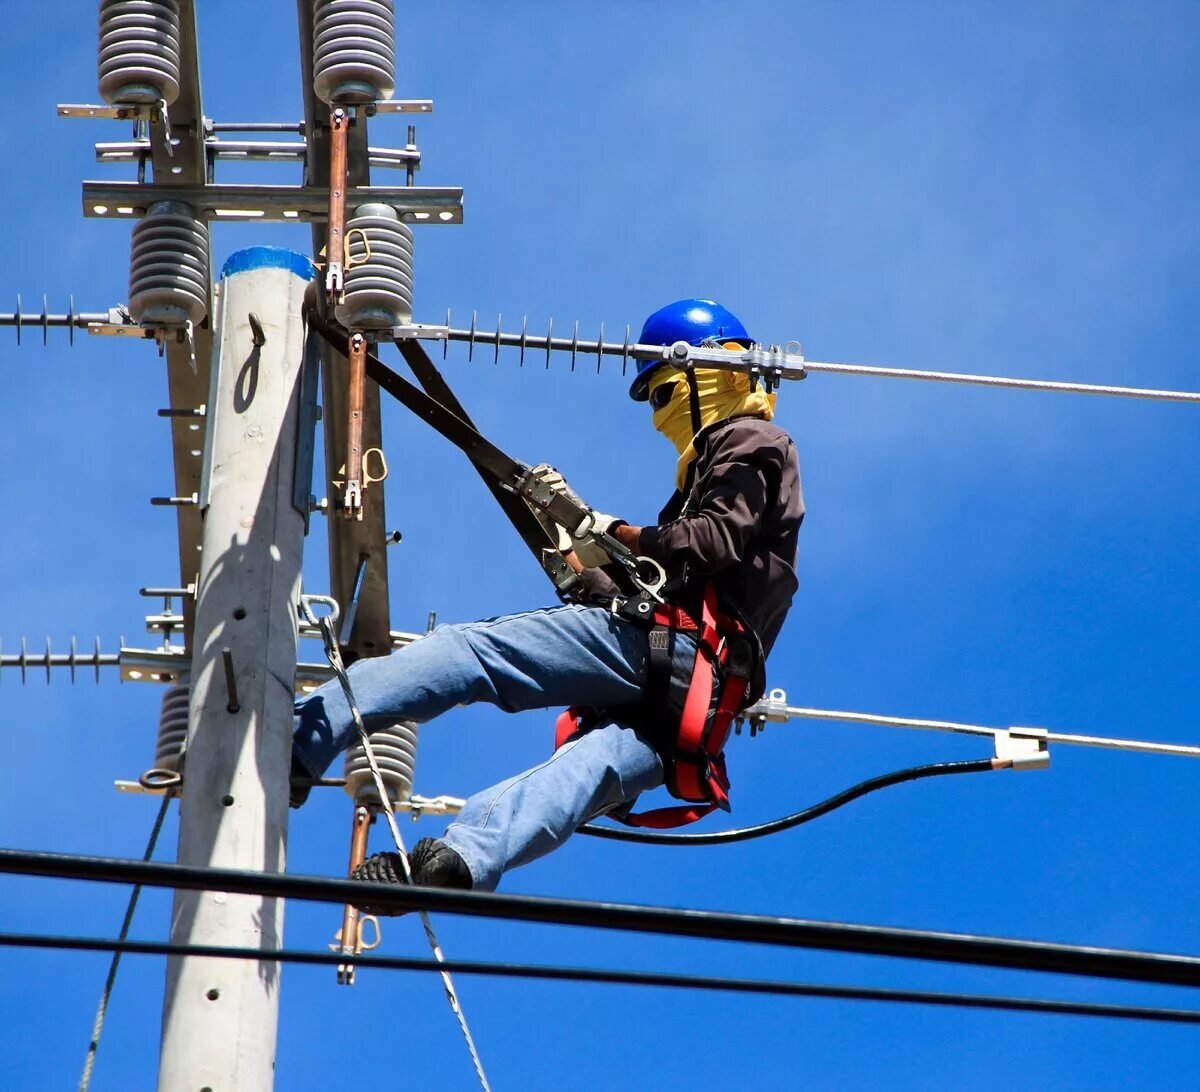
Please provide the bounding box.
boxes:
[79,791,173,1091]
[318,617,491,1092]
[577,758,996,845]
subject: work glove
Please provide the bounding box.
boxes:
[527,464,625,567]
[526,464,575,552]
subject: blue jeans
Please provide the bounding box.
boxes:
[294,604,701,891]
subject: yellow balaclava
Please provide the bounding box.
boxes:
[649,345,778,489]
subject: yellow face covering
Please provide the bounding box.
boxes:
[649,344,778,489]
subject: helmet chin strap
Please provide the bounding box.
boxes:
[684,365,703,439]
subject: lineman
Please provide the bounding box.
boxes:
[291,299,803,899]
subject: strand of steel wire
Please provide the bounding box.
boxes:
[3,301,1199,405]
[4,932,1198,1027]
[5,848,1200,988]
[416,311,1200,405]
[314,613,491,1092]
[78,792,174,1092]
[752,702,1200,759]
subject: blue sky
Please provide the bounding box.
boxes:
[2,2,1199,1088]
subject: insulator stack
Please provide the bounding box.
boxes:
[335,204,414,328]
[128,200,210,327]
[312,0,396,104]
[343,720,418,806]
[153,678,190,772]
[98,0,183,106]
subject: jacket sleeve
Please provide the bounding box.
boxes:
[636,428,774,576]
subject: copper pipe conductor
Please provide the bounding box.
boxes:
[336,804,373,985]
[325,107,349,301]
[342,331,366,519]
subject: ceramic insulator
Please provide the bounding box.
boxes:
[128,201,210,327]
[312,0,395,105]
[335,203,413,329]
[98,0,183,106]
[343,720,418,806]
[154,678,190,771]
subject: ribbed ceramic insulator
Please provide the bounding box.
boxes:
[128,201,210,327]
[312,0,395,104]
[98,0,182,106]
[154,679,190,771]
[343,720,418,806]
[335,203,413,329]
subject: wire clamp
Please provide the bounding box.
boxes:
[994,727,1050,770]
[738,687,789,736]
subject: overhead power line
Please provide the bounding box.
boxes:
[747,699,1200,759]
[3,932,1198,1027]
[3,848,1199,988]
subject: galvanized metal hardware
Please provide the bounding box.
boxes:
[394,310,807,383]
[0,298,146,345]
[737,687,791,737]
[82,181,464,224]
[995,727,1051,771]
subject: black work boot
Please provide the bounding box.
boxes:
[351,838,472,916]
[289,755,314,809]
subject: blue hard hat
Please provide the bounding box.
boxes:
[629,299,753,401]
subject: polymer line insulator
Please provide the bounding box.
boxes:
[312,0,396,104]
[153,678,189,772]
[98,0,182,106]
[335,203,413,329]
[343,720,418,806]
[128,201,210,327]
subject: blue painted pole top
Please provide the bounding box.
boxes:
[221,246,314,281]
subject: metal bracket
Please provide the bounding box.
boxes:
[738,687,790,736]
[293,328,323,531]
[995,727,1051,770]
[368,99,434,115]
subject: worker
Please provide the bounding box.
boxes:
[290,299,804,902]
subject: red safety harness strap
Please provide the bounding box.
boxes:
[553,582,752,830]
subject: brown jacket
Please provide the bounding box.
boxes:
[584,415,803,657]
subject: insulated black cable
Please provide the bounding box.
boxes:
[578,758,997,845]
[3,848,1200,987]
[4,932,1199,1027]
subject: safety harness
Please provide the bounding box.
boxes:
[556,581,759,829]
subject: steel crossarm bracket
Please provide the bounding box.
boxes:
[81,182,464,224]
[145,0,209,647]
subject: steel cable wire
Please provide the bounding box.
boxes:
[317,616,491,1092]
[78,791,173,1091]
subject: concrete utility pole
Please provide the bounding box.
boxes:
[159,247,313,1091]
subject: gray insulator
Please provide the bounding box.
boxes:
[335,203,413,329]
[343,720,418,806]
[154,678,190,772]
[312,0,395,104]
[128,201,210,327]
[98,0,182,106]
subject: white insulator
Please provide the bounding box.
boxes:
[312,0,395,104]
[343,720,418,806]
[335,203,413,329]
[153,678,190,772]
[98,0,182,106]
[128,201,210,327]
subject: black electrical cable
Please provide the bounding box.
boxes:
[5,932,1199,1026]
[3,848,1200,987]
[578,758,996,845]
